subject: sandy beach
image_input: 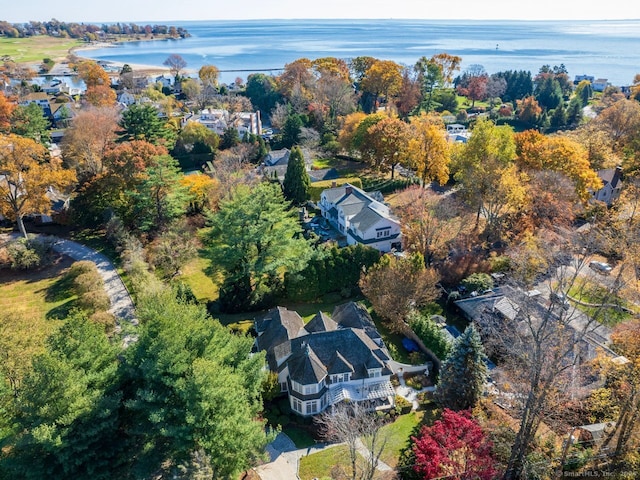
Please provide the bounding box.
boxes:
[71,42,173,76]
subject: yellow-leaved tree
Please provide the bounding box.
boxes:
[407,113,451,186]
[0,134,76,238]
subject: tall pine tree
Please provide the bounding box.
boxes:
[435,324,488,411]
[282,146,310,205]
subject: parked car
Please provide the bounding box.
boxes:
[589,261,612,275]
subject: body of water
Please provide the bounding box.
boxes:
[83,19,640,86]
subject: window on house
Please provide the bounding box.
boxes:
[292,397,302,413]
[306,401,318,415]
[280,382,288,392]
[368,370,381,378]
[376,229,390,238]
[304,384,317,395]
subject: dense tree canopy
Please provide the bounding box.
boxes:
[204,181,311,311]
[0,134,76,237]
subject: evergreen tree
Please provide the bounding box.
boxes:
[0,314,125,480]
[123,290,271,478]
[282,146,310,205]
[549,104,567,131]
[220,126,240,149]
[435,324,488,411]
[204,181,311,311]
[281,113,303,148]
[128,154,189,232]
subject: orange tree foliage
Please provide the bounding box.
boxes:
[360,59,403,107]
[407,113,451,186]
[84,85,117,107]
[0,134,76,238]
[516,95,542,125]
[277,57,314,100]
[77,60,111,88]
[61,106,120,178]
[396,185,464,267]
[515,129,602,202]
[363,116,410,177]
[0,91,15,133]
[312,57,350,81]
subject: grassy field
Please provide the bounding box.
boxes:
[0,36,82,63]
[179,256,220,303]
[568,277,633,326]
[298,444,362,480]
[0,255,77,322]
[378,411,431,468]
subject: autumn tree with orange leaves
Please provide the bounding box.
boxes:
[0,134,76,238]
[407,113,451,186]
[0,91,15,133]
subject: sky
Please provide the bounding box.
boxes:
[4,0,640,23]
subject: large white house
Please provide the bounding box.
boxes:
[181,109,262,137]
[319,183,402,252]
[255,302,396,417]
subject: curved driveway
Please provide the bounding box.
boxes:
[50,237,137,325]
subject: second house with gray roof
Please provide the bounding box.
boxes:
[318,183,402,253]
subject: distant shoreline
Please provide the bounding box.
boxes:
[71,41,174,77]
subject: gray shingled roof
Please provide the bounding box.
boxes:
[288,343,328,384]
[349,207,384,232]
[289,328,391,381]
[327,351,355,374]
[331,301,381,340]
[255,306,304,370]
[304,312,338,334]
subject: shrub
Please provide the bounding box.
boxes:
[89,310,117,336]
[461,272,494,293]
[6,237,53,270]
[73,271,103,295]
[78,290,111,313]
[408,311,451,360]
[394,395,413,415]
[67,260,98,279]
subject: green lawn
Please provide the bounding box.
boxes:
[568,278,633,326]
[0,255,76,322]
[311,157,366,176]
[298,445,361,480]
[379,411,424,468]
[179,255,220,303]
[0,36,82,63]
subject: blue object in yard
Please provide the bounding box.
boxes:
[402,338,420,352]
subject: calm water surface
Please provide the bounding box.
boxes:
[83,19,640,86]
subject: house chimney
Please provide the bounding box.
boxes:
[345,185,353,195]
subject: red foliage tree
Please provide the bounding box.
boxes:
[412,409,497,480]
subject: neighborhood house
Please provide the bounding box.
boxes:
[319,183,402,253]
[254,302,396,417]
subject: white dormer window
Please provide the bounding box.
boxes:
[368,369,382,378]
[331,373,350,383]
